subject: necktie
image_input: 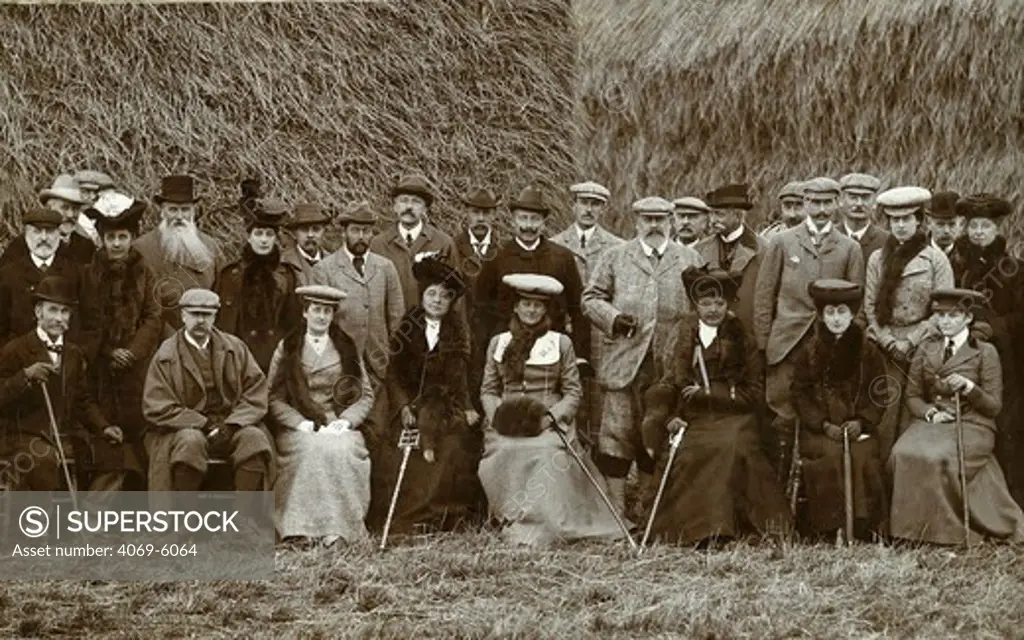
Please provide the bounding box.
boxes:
[353,256,365,277]
[650,250,661,266]
[39,262,49,273]
[580,233,587,249]
[46,344,62,354]
[405,233,413,247]
[944,339,954,362]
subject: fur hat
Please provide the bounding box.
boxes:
[491,396,550,438]
[413,256,466,300]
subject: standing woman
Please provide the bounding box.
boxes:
[374,258,483,534]
[889,289,1024,545]
[479,274,624,546]
[641,267,791,546]
[791,280,889,540]
[864,187,953,458]
[266,285,375,547]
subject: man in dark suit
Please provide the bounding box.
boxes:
[0,276,123,492]
[838,173,889,263]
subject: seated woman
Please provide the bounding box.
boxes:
[791,279,889,541]
[266,284,375,547]
[641,267,791,546]
[889,288,1024,545]
[479,273,624,547]
[376,257,483,535]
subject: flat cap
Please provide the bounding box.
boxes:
[931,287,988,312]
[877,186,931,216]
[672,197,710,214]
[632,196,674,216]
[74,170,114,189]
[839,173,882,194]
[335,201,377,226]
[803,177,841,197]
[778,181,806,201]
[23,207,63,227]
[807,279,863,306]
[955,193,1013,220]
[39,174,87,205]
[502,273,564,299]
[569,181,611,203]
[179,288,221,313]
[296,284,347,306]
[928,191,960,220]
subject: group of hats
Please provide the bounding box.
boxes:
[25,170,125,230]
[808,279,986,315]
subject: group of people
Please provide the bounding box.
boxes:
[1,167,1022,550]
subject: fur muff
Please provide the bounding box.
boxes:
[416,391,468,453]
[492,396,550,438]
[641,382,679,456]
[809,321,867,384]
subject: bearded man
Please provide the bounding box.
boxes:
[134,175,224,335]
[281,202,331,286]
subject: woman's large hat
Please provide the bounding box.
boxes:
[412,256,466,299]
[954,194,1012,220]
[681,265,739,303]
[84,191,147,235]
[501,273,563,300]
[807,279,863,312]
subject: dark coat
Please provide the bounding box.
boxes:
[474,237,588,360]
[692,226,765,334]
[451,229,501,410]
[0,244,81,347]
[0,231,95,268]
[215,246,300,372]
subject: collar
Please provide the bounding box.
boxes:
[468,229,492,247]
[697,320,719,348]
[29,251,53,270]
[576,224,596,242]
[639,237,670,257]
[719,225,744,244]
[931,239,954,255]
[305,330,328,342]
[947,327,969,352]
[424,317,441,329]
[844,222,867,241]
[36,326,64,349]
[184,331,210,351]
[515,237,541,252]
[343,245,366,263]
[399,220,424,243]
[297,245,322,263]
[806,217,833,236]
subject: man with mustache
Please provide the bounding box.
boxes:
[281,202,332,286]
[925,191,963,255]
[693,184,765,334]
[134,174,224,336]
[583,196,702,517]
[0,207,81,347]
[73,170,117,248]
[0,276,125,492]
[369,174,457,313]
[473,186,587,362]
[760,181,807,240]
[753,176,865,476]
[671,197,710,247]
[838,173,889,263]
[0,175,95,268]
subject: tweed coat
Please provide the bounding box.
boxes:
[864,243,953,350]
[582,239,702,390]
[133,227,225,334]
[841,223,889,266]
[692,226,765,334]
[279,246,322,287]
[311,249,405,380]
[369,223,457,313]
[753,224,865,365]
[0,244,81,348]
[550,224,625,284]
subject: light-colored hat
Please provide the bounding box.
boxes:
[179,288,221,313]
[569,181,611,203]
[803,177,841,197]
[296,284,347,306]
[502,273,564,299]
[39,174,87,205]
[877,186,931,216]
[778,181,806,201]
[839,173,881,194]
[74,170,115,190]
[632,196,674,216]
[672,197,711,214]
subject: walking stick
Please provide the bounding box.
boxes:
[955,392,970,548]
[39,382,78,511]
[547,414,638,550]
[379,427,420,551]
[785,419,803,516]
[639,423,686,555]
[842,424,854,546]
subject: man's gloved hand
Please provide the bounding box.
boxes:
[839,420,862,440]
[612,314,638,338]
[207,423,238,458]
[24,362,56,384]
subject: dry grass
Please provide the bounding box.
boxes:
[2,533,1023,638]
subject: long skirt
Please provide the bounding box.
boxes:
[889,419,1024,545]
[650,413,792,545]
[274,429,371,542]
[800,431,887,536]
[479,426,624,547]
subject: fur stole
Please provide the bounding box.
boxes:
[92,247,144,349]
[278,322,362,427]
[666,312,747,389]
[241,244,282,328]
[875,231,928,327]
[953,235,1008,288]
[503,315,552,385]
[808,321,867,384]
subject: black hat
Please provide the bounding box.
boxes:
[246,198,289,231]
[509,186,550,216]
[460,187,500,209]
[955,194,1013,220]
[154,174,200,204]
[928,191,960,220]
[807,279,863,313]
[391,174,434,207]
[930,288,987,314]
[681,265,739,304]
[85,195,147,236]
[33,276,77,307]
[492,396,550,438]
[412,256,466,300]
[705,184,753,210]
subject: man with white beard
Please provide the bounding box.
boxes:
[134,175,224,335]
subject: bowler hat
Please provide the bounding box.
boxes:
[955,194,1013,220]
[928,191,960,220]
[391,174,434,207]
[33,276,78,307]
[287,203,331,228]
[705,184,753,210]
[154,175,200,204]
[39,175,87,205]
[23,207,63,228]
[335,201,377,226]
[509,186,550,216]
[460,187,500,210]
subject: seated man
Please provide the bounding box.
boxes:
[142,288,274,492]
[0,276,125,492]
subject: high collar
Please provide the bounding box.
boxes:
[399,220,424,243]
[296,245,322,263]
[36,326,64,348]
[639,237,670,256]
[719,224,744,244]
[515,237,541,252]
[184,330,210,351]
[806,217,833,236]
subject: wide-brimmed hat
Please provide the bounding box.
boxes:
[681,265,739,304]
[413,256,467,300]
[502,273,563,299]
[246,198,289,231]
[808,279,863,313]
[391,174,434,207]
[335,201,377,226]
[460,187,500,209]
[39,174,87,205]
[287,202,332,228]
[154,175,200,205]
[85,191,147,235]
[33,276,78,307]
[705,184,753,210]
[509,186,550,216]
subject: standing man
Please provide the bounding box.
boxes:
[761,181,807,240]
[134,175,225,335]
[142,288,274,492]
[753,176,865,471]
[583,196,702,515]
[838,173,889,263]
[925,191,963,255]
[693,184,765,334]
[369,174,457,312]
[671,197,710,247]
[42,174,96,264]
[73,170,117,248]
[474,186,588,361]
[280,202,331,286]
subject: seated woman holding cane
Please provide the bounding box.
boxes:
[791,279,889,541]
[640,266,791,547]
[266,284,375,547]
[479,273,625,547]
[889,288,1024,545]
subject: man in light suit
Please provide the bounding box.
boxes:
[838,173,889,263]
[753,176,865,471]
[369,174,457,313]
[551,181,624,444]
[692,184,765,335]
[583,196,702,515]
